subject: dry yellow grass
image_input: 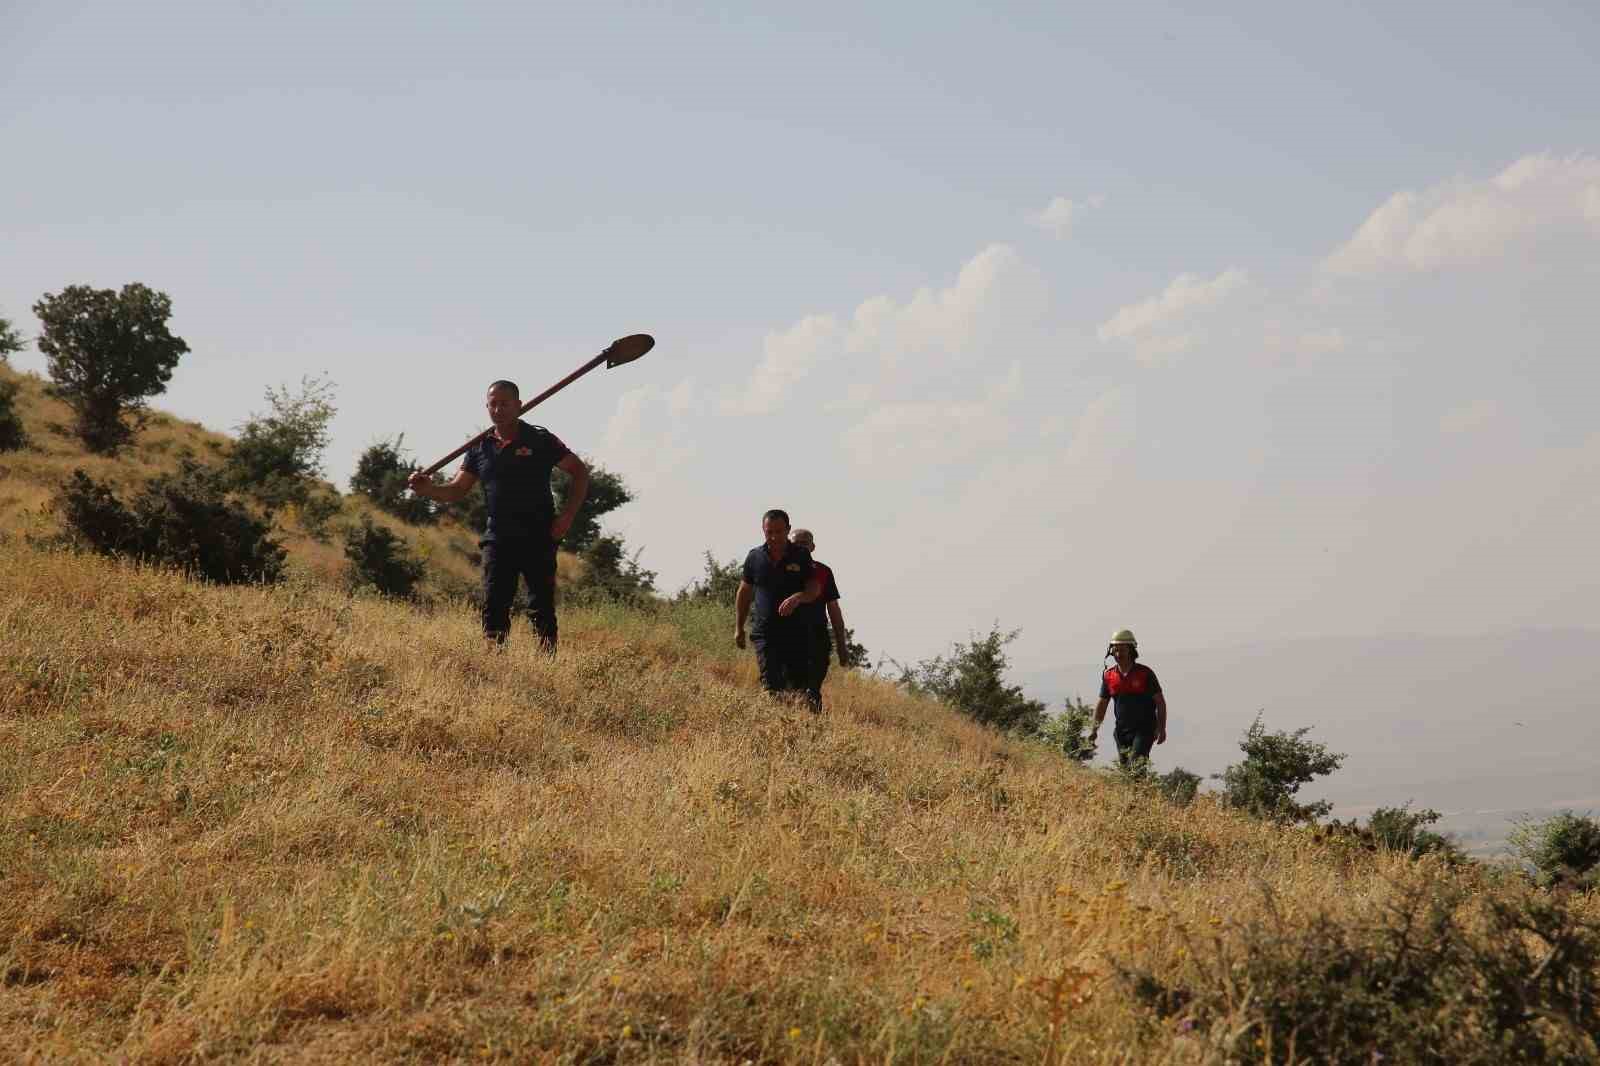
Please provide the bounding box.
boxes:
[1,368,1595,1063]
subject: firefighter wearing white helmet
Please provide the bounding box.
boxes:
[1092,628,1168,766]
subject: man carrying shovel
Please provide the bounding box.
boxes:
[408,379,589,650]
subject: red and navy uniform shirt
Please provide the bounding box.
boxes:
[798,560,841,629]
[1100,663,1162,727]
[461,419,569,542]
[742,543,815,636]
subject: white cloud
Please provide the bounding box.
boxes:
[721,313,840,415]
[1325,153,1600,276]
[602,379,700,492]
[841,362,1023,465]
[725,243,1047,416]
[1027,194,1106,238]
[1095,269,1248,364]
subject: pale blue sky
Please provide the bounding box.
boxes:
[4,1,1599,692]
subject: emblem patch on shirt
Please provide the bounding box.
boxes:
[786,563,801,572]
[515,446,532,456]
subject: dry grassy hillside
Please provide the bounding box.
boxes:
[1,368,1597,1063]
[3,539,1598,1064]
[0,365,580,597]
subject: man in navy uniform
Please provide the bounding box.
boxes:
[790,527,850,711]
[733,509,823,709]
[408,379,589,650]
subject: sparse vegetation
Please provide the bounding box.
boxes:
[570,533,658,604]
[0,378,27,451]
[1038,696,1099,761]
[0,313,23,361]
[1366,801,1461,859]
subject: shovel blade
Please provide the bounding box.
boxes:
[604,333,654,368]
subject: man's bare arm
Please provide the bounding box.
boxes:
[826,600,849,665]
[1092,696,1110,732]
[552,453,589,541]
[408,468,477,505]
[1154,691,1168,743]
[734,580,753,647]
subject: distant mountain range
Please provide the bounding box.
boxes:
[1025,628,1600,855]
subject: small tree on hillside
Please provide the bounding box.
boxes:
[899,625,1048,735]
[0,314,23,361]
[225,375,337,507]
[34,283,190,453]
[350,434,437,524]
[1214,713,1345,824]
[552,460,632,551]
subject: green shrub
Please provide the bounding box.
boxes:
[56,462,285,585]
[1118,877,1600,1064]
[1367,802,1460,859]
[1154,766,1202,808]
[1036,698,1098,762]
[674,551,743,607]
[1214,713,1344,824]
[569,534,658,605]
[898,625,1047,735]
[1510,811,1600,888]
[297,490,343,542]
[343,516,425,599]
[224,375,336,507]
[349,434,437,525]
[0,379,28,451]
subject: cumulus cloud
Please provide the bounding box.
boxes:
[721,314,840,415]
[603,379,700,490]
[1096,269,1249,364]
[841,362,1023,465]
[1028,194,1102,238]
[1324,153,1600,276]
[725,243,1047,415]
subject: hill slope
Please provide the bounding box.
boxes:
[3,541,1598,1063]
[1,375,1597,1062]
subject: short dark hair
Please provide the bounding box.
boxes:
[487,379,519,397]
[762,509,790,527]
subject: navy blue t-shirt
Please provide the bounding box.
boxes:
[461,420,569,542]
[741,543,815,636]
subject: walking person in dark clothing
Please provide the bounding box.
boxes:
[1091,629,1168,767]
[789,528,850,711]
[734,509,823,709]
[408,379,589,650]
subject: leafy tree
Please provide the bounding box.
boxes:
[1037,697,1098,762]
[675,552,744,607]
[898,625,1048,735]
[57,462,286,585]
[1214,713,1345,824]
[572,534,658,603]
[34,283,189,453]
[343,516,425,599]
[1154,767,1202,808]
[0,379,27,452]
[0,314,23,361]
[834,624,871,670]
[1510,811,1600,888]
[225,375,337,507]
[350,434,437,524]
[553,460,632,551]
